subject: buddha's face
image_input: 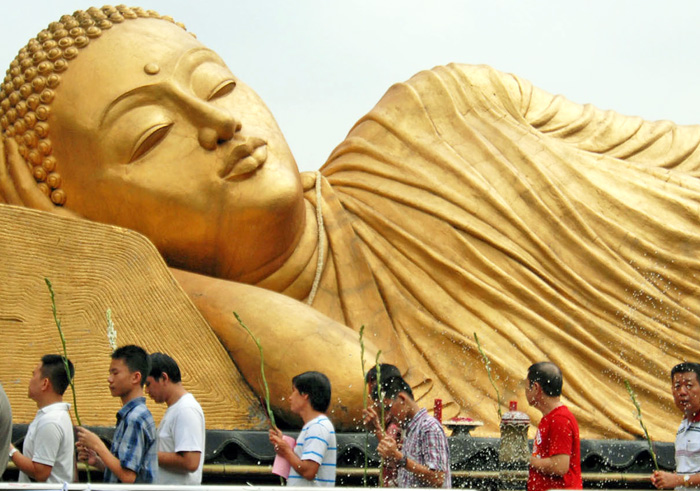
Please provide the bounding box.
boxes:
[49,18,305,283]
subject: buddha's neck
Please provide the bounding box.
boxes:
[254,198,329,302]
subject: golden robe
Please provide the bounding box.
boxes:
[298,63,700,439]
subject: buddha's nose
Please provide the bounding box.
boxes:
[197,106,241,150]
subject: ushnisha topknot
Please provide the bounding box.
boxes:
[0,5,189,206]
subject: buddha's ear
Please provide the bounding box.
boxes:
[0,137,76,218]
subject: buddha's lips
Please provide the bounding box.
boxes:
[220,138,267,179]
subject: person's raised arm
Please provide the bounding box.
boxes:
[362,406,385,440]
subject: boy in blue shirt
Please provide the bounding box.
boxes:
[77,345,157,483]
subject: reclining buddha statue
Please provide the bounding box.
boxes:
[2,5,699,440]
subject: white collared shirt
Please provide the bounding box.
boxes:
[675,418,700,491]
[19,402,74,483]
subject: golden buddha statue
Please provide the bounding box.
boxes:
[1,5,698,440]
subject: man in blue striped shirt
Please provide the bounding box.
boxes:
[270,371,336,486]
[77,345,158,483]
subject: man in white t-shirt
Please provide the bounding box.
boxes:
[146,352,205,485]
[10,354,75,483]
[270,371,336,486]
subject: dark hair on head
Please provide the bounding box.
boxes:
[41,354,74,395]
[671,362,700,382]
[366,364,402,401]
[379,375,414,401]
[527,362,563,397]
[149,352,181,383]
[292,371,332,412]
[112,345,150,387]
[365,363,401,384]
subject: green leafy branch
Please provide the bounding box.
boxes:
[375,351,384,486]
[105,308,117,352]
[624,379,659,470]
[45,279,82,425]
[359,325,369,487]
[474,332,502,420]
[44,278,90,483]
[234,311,276,428]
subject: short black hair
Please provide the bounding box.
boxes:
[149,352,182,383]
[41,354,74,395]
[292,371,332,412]
[379,375,414,401]
[112,345,150,387]
[527,362,563,397]
[366,364,402,401]
[671,362,700,382]
[365,363,401,384]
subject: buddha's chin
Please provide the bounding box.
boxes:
[210,183,306,284]
[214,228,304,285]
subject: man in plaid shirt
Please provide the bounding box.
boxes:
[77,345,158,483]
[377,376,451,488]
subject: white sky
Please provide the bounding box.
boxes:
[2,1,699,173]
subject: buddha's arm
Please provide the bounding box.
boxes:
[170,267,375,426]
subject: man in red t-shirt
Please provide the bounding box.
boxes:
[526,362,582,491]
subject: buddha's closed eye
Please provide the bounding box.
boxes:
[208,80,236,101]
[129,122,173,163]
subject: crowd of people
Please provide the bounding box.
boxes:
[268,360,700,490]
[2,346,205,485]
[0,352,699,489]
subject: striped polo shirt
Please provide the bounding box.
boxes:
[288,415,336,486]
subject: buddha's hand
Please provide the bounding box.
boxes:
[0,137,74,217]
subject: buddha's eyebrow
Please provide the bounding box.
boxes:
[172,46,224,77]
[99,47,225,128]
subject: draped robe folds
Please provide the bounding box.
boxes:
[300,63,700,440]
